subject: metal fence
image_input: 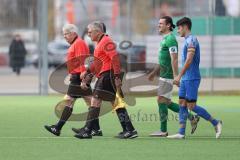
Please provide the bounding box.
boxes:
[0,0,240,95]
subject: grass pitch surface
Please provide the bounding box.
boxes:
[0,95,239,160]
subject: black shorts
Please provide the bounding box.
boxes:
[93,71,117,102]
[67,73,92,98]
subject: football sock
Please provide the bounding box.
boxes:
[55,106,73,130]
[116,108,135,131]
[116,108,127,132]
[158,103,168,132]
[92,118,100,131]
[89,107,100,131]
[192,105,218,126]
[178,106,188,135]
[167,102,179,113]
[85,106,100,133]
[167,102,195,121]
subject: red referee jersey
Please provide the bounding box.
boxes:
[66,37,90,74]
[91,35,120,77]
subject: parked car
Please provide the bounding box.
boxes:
[29,40,146,72]
[31,40,69,68]
[117,43,146,72]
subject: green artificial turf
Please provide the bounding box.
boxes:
[0,95,239,160]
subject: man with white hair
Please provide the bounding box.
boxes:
[44,24,102,136]
[74,21,138,139]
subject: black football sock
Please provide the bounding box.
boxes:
[85,107,100,133]
[55,106,73,130]
[116,108,127,132]
[92,118,100,131]
[116,108,135,132]
[88,107,100,131]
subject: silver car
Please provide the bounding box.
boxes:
[31,40,69,68]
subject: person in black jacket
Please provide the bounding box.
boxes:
[9,34,27,75]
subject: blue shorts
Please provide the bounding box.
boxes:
[178,79,201,102]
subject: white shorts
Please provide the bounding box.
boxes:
[157,77,174,99]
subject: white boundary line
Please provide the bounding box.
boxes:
[0,136,239,139]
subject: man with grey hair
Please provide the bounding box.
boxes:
[44,23,102,137]
[74,21,138,139]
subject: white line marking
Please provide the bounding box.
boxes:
[0,136,239,139]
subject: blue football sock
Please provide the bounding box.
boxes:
[178,106,188,135]
[210,119,219,126]
[192,105,218,126]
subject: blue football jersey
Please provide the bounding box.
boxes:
[181,34,201,80]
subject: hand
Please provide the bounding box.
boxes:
[81,72,93,87]
[115,77,122,89]
[80,71,87,80]
[148,72,155,81]
[84,73,93,84]
[80,72,93,90]
[80,82,89,90]
[173,75,181,87]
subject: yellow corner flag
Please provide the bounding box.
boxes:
[112,89,126,112]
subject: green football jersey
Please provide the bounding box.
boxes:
[158,33,178,79]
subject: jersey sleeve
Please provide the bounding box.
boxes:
[187,37,197,49]
[66,47,75,73]
[74,40,90,73]
[104,39,121,75]
[166,37,178,54]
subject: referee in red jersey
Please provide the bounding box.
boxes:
[74,21,137,139]
[44,24,103,136]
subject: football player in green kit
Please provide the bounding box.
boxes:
[148,16,199,137]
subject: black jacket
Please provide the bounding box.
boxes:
[9,40,27,68]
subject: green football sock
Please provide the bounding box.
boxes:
[167,102,179,113]
[158,103,168,132]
